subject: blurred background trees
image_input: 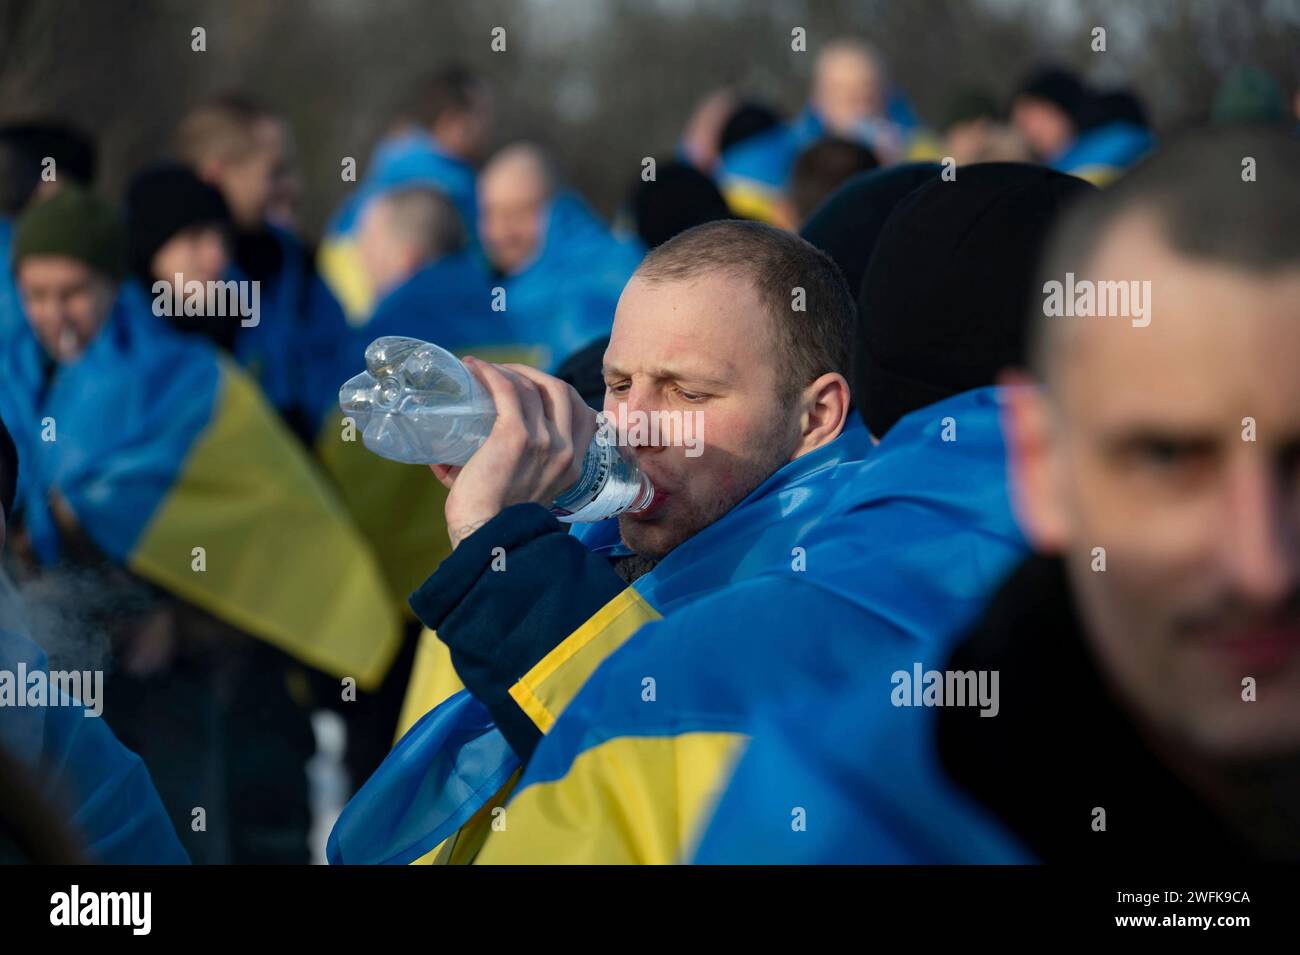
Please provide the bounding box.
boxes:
[2,0,1297,235]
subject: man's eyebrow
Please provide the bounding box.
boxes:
[602,364,732,388]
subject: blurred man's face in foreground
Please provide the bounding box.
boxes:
[1009,211,1300,760]
[604,272,805,560]
[151,225,230,289]
[478,154,547,275]
[17,255,116,363]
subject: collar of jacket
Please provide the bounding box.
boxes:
[936,555,1266,862]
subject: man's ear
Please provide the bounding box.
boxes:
[999,369,1069,553]
[792,371,850,459]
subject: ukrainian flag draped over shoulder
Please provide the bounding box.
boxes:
[316,250,543,614]
[0,283,400,688]
[717,95,934,223]
[360,250,541,366]
[0,626,189,863]
[319,131,480,323]
[692,676,1032,864]
[1052,122,1154,187]
[475,387,1029,863]
[501,191,642,371]
[326,418,873,865]
[511,415,876,732]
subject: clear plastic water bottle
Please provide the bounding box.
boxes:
[338,336,654,523]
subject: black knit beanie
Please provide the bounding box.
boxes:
[125,163,231,285]
[1016,67,1091,127]
[800,162,942,310]
[855,162,1094,437]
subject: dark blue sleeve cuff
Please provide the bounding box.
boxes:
[408,503,563,630]
[408,502,627,760]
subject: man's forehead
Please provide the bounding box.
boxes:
[18,255,92,282]
[602,356,737,386]
[608,272,771,370]
[1056,213,1259,360]
[1055,223,1300,429]
[482,154,547,198]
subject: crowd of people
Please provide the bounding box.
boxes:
[1,36,1298,865]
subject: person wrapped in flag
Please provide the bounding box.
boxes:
[1,187,400,861]
[327,219,870,864]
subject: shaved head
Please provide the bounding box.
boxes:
[358,186,465,296]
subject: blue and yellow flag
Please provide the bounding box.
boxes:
[327,417,874,865]
[1052,122,1155,187]
[692,671,1032,864]
[319,131,480,323]
[717,96,932,223]
[474,387,1028,863]
[0,283,400,688]
[315,251,544,615]
[499,191,643,371]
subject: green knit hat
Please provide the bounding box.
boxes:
[11,186,127,281]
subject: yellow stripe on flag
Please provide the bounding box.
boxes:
[130,360,401,689]
[475,732,747,864]
[318,236,376,325]
[509,587,662,734]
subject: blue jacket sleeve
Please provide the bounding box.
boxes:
[408,503,626,759]
[41,707,191,864]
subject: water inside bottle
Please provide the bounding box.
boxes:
[338,336,655,520]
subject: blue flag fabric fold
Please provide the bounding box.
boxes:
[327,417,874,863]
[325,689,518,865]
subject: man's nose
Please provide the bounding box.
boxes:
[618,384,666,451]
[1222,454,1300,605]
